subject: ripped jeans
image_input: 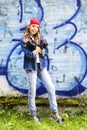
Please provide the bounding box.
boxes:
[26,68,58,116]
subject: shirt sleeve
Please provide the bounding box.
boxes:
[21,39,37,59]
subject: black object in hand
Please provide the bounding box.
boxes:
[39,39,48,49]
[27,37,48,50]
[27,37,36,50]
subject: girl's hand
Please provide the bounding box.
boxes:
[23,38,29,43]
[36,46,42,54]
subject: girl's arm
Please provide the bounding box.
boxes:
[21,39,37,59]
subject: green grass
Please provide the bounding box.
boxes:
[0,106,87,130]
[0,97,87,130]
[0,105,87,130]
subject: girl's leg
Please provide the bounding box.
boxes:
[38,68,62,123]
[26,70,37,116]
[38,68,58,113]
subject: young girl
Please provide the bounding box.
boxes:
[21,18,62,124]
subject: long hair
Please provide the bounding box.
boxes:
[23,25,40,43]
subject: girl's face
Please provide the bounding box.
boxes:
[29,24,39,36]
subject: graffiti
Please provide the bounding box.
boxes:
[0,0,87,97]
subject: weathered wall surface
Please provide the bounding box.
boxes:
[0,0,87,97]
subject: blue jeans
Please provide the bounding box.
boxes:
[26,68,58,116]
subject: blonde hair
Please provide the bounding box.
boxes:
[23,25,40,43]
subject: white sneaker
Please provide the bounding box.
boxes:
[32,116,40,124]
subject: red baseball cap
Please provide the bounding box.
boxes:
[30,18,40,26]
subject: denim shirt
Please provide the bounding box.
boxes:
[21,37,48,71]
